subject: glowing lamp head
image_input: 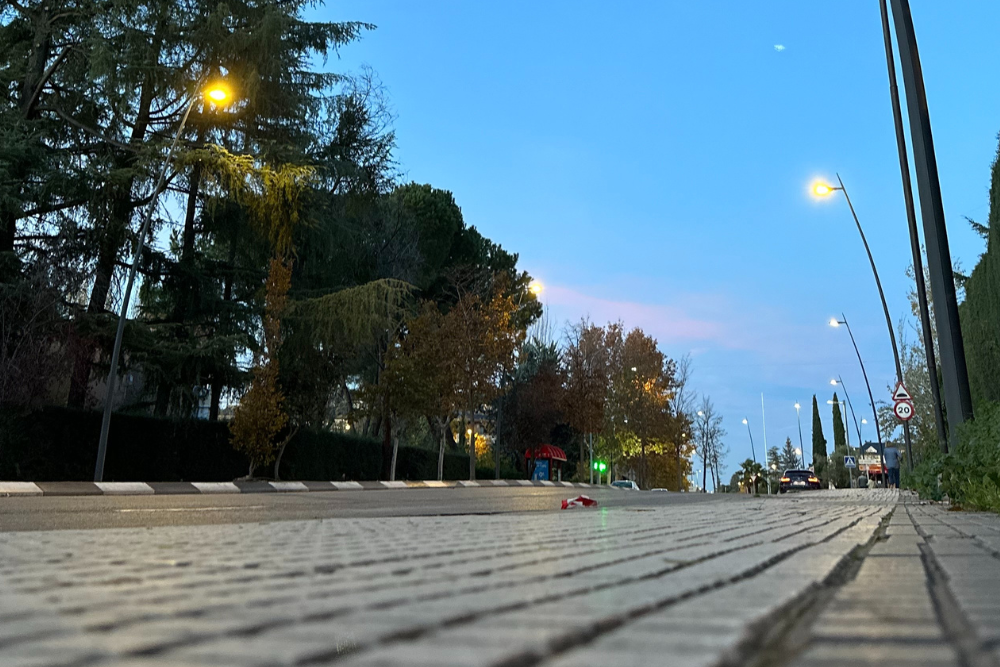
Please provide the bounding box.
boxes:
[830,379,838,386]
[742,418,748,425]
[829,318,840,328]
[205,84,230,103]
[813,182,833,197]
[528,281,543,296]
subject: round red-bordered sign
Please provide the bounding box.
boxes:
[893,400,914,421]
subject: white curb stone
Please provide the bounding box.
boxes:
[458,481,480,487]
[332,481,363,490]
[95,482,154,495]
[269,481,309,492]
[421,481,449,488]
[516,480,534,486]
[0,482,43,496]
[381,481,408,489]
[192,482,240,494]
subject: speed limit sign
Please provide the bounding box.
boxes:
[893,400,914,421]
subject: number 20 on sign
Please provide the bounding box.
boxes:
[893,400,914,421]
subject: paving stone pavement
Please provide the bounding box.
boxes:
[4,489,996,667]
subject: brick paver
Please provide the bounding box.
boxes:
[0,490,905,666]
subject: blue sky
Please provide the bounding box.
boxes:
[320,1,1000,478]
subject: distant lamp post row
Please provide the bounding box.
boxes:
[813,176,913,470]
[94,82,232,482]
[829,316,888,481]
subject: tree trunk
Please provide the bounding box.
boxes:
[67,55,159,408]
[273,426,298,482]
[380,398,392,480]
[437,417,447,481]
[209,380,222,421]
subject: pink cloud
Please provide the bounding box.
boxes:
[543,284,739,349]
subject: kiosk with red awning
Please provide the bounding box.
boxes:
[525,444,567,481]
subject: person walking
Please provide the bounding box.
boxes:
[884,443,901,489]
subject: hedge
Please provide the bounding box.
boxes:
[0,406,500,482]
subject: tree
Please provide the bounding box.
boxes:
[778,437,800,472]
[811,395,828,486]
[829,393,851,488]
[446,288,523,480]
[961,135,1000,406]
[738,459,764,494]
[693,397,726,492]
[563,319,611,478]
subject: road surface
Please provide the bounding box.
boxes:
[2,488,1000,666]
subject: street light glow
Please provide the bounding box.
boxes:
[205,84,230,103]
[529,281,543,296]
[697,411,704,417]
[813,182,833,197]
[742,418,748,424]
[830,379,838,386]
[829,318,840,327]
[794,403,800,410]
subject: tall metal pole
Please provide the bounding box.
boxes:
[94,94,200,482]
[888,0,975,442]
[835,175,912,471]
[831,397,853,488]
[878,0,948,454]
[794,403,805,468]
[761,394,771,494]
[838,316,889,485]
[743,418,757,464]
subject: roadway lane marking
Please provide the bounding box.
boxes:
[112,506,267,513]
[96,482,155,495]
[192,482,240,494]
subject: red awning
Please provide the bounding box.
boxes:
[524,444,567,462]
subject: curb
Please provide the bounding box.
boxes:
[0,479,600,497]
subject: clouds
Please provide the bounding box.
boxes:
[774,44,786,52]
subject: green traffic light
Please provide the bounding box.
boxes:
[599,462,607,472]
[592,461,599,470]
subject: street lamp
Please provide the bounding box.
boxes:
[793,402,805,468]
[94,81,233,482]
[814,175,914,469]
[829,315,889,483]
[831,377,863,450]
[741,418,757,465]
[529,281,543,296]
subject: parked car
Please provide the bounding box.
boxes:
[779,469,821,493]
[610,480,640,490]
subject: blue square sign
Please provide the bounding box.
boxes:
[844,455,857,468]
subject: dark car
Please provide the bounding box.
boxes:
[779,469,821,493]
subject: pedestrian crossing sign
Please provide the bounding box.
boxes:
[844,455,857,468]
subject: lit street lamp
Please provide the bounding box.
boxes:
[95,82,232,482]
[814,176,913,470]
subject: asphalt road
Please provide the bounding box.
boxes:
[0,486,737,532]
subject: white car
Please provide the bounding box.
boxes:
[610,480,640,490]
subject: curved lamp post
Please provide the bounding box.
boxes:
[830,316,889,484]
[95,82,231,482]
[741,418,757,465]
[815,176,913,471]
[793,402,805,468]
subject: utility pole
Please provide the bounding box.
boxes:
[878,0,948,454]
[888,0,975,443]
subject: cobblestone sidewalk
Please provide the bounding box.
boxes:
[5,489,995,667]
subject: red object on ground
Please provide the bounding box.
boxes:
[561,495,598,510]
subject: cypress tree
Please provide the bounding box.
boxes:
[811,395,828,486]
[830,392,849,488]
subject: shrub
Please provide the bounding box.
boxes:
[0,406,485,482]
[904,401,1000,512]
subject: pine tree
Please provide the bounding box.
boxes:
[779,437,800,472]
[811,395,828,486]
